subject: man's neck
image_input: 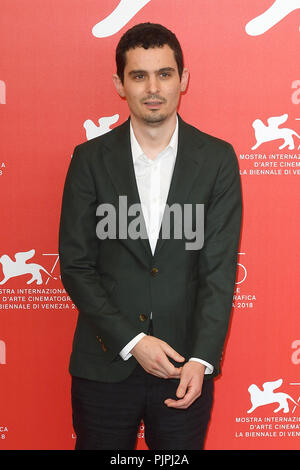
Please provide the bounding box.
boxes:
[130,113,177,160]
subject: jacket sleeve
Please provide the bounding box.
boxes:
[58,145,143,361]
[189,143,242,373]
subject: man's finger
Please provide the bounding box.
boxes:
[164,386,197,409]
[176,380,188,398]
[154,357,182,378]
[151,369,169,379]
[161,343,185,363]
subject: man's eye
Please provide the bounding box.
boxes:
[134,75,144,80]
[160,72,170,78]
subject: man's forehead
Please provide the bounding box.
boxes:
[124,45,178,71]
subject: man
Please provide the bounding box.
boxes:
[59,22,242,450]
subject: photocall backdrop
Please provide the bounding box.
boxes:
[0,0,300,450]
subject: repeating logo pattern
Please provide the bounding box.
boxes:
[248,379,299,414]
[246,0,300,36]
[92,0,151,37]
[251,114,300,150]
[0,250,58,285]
[0,340,6,365]
[1,0,300,450]
[0,80,5,104]
[83,114,120,140]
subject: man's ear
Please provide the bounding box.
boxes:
[180,67,189,93]
[112,73,126,98]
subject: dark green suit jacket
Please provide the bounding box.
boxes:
[58,114,242,383]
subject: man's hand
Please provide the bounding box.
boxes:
[131,335,185,379]
[164,361,205,409]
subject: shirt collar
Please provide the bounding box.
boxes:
[130,115,178,164]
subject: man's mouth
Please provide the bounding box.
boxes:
[144,101,163,109]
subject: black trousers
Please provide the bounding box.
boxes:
[71,323,214,450]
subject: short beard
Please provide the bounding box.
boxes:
[142,112,167,125]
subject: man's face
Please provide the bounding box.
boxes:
[113,44,189,125]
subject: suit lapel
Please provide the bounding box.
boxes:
[102,114,206,265]
[102,118,153,266]
[153,115,206,257]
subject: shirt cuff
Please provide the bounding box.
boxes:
[189,358,214,375]
[119,333,146,361]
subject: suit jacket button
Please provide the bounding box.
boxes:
[151,267,159,276]
[139,314,147,322]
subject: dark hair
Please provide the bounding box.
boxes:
[116,23,184,83]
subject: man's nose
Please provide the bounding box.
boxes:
[146,75,160,94]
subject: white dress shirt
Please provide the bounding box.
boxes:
[119,117,213,375]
